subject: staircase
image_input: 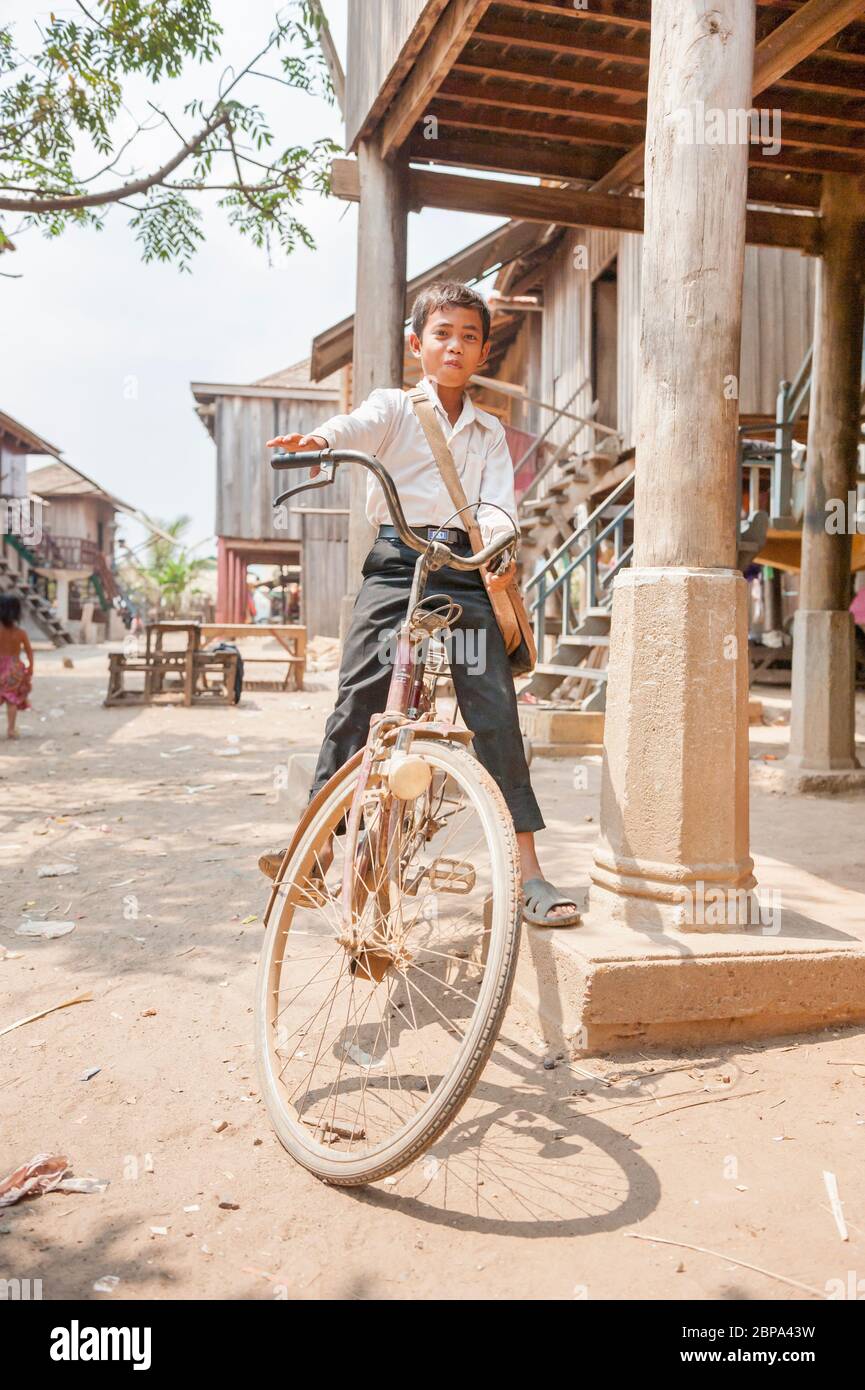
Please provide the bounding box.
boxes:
[516,403,794,710]
[0,551,74,646]
[519,456,634,710]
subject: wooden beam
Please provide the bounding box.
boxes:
[407,167,641,233]
[747,167,822,207]
[590,0,865,196]
[763,117,865,155]
[430,96,865,174]
[492,0,652,28]
[770,60,865,98]
[438,73,646,128]
[749,145,865,177]
[410,132,629,183]
[331,157,821,249]
[762,87,865,128]
[473,14,650,65]
[430,99,637,151]
[454,47,647,98]
[482,0,865,66]
[752,0,865,93]
[330,157,360,201]
[413,131,841,206]
[591,145,644,196]
[380,0,494,160]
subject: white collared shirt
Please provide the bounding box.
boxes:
[314,375,517,545]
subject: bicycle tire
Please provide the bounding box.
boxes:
[254,737,522,1186]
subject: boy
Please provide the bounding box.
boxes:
[264,281,579,926]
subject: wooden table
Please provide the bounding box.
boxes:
[105,621,238,707]
[200,624,307,692]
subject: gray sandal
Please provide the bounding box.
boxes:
[522,876,582,928]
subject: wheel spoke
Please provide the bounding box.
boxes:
[258,746,515,1174]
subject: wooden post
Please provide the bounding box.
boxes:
[789,174,865,772]
[591,0,757,933]
[634,4,753,568]
[225,545,235,629]
[216,538,228,625]
[340,132,409,640]
[235,554,248,624]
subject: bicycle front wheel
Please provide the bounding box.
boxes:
[254,737,522,1186]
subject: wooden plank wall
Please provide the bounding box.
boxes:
[473,312,544,436]
[0,445,27,499]
[215,394,348,541]
[539,227,620,459]
[739,246,816,415]
[215,391,350,637]
[345,0,429,149]
[37,496,109,544]
[537,231,815,455]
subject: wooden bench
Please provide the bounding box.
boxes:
[200,624,307,692]
[104,623,239,707]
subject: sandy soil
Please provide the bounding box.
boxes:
[2,645,865,1302]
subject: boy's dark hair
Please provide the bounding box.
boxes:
[411,281,491,344]
[0,594,22,628]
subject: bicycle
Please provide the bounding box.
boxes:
[255,448,523,1186]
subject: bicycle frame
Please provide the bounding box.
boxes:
[269,447,517,952]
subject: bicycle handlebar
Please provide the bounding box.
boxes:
[270,449,518,572]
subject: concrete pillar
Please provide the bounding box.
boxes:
[339,132,409,639]
[54,574,70,622]
[590,0,757,934]
[788,175,865,773]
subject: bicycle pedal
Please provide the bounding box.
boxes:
[428,857,476,893]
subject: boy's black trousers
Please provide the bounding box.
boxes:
[308,530,545,833]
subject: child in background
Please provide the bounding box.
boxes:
[0,595,33,739]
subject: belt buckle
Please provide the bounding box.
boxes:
[429,527,450,542]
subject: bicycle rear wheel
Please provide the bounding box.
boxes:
[255,737,521,1186]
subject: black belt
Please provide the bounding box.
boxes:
[377,523,469,546]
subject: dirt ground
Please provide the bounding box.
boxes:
[2,643,865,1302]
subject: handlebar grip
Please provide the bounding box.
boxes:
[270,450,330,471]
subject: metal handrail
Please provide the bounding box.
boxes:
[737,346,814,519]
[524,468,636,650]
[525,466,636,588]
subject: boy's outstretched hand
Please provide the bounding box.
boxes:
[266,431,328,478]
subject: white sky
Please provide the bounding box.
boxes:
[3,1,507,550]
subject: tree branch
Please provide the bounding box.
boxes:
[0,108,229,212]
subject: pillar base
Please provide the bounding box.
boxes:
[753,762,865,798]
[788,609,859,772]
[591,567,753,934]
[513,913,865,1054]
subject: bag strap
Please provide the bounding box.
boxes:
[407,387,484,552]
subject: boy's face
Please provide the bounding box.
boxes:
[410,305,490,388]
